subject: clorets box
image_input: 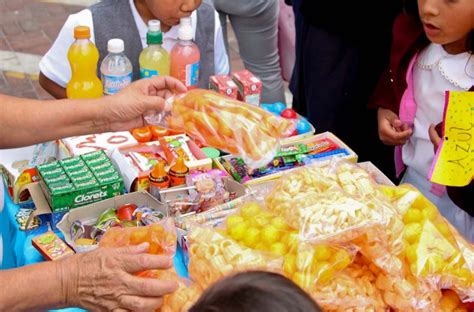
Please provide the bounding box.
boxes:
[36,151,124,212]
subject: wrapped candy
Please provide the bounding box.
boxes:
[145,89,294,168]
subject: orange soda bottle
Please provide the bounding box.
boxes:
[149,161,169,200]
[170,17,200,89]
[169,156,189,187]
[66,26,103,99]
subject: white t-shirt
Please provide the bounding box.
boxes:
[402,43,474,179]
[40,0,229,87]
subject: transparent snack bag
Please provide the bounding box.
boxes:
[145,89,294,168]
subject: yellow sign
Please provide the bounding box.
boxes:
[429,91,473,187]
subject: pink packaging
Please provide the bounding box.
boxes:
[209,75,238,99]
[232,70,262,106]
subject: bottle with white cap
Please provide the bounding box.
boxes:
[100,38,133,95]
[170,17,200,88]
[139,20,170,79]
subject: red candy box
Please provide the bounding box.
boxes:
[232,70,262,106]
[209,75,238,99]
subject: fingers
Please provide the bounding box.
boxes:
[121,254,174,273]
[124,275,179,297]
[118,295,165,312]
[145,76,187,94]
[115,242,150,255]
[379,119,412,145]
[428,124,441,151]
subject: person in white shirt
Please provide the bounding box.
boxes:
[377,0,473,241]
[39,0,229,99]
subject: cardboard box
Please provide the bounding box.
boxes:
[215,131,358,186]
[62,132,137,157]
[0,142,60,203]
[111,135,212,192]
[56,191,167,252]
[37,151,124,212]
[209,75,238,99]
[232,70,262,106]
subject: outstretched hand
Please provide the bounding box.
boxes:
[102,76,187,132]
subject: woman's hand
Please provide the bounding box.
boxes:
[61,243,178,312]
[102,76,187,132]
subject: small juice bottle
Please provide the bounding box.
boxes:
[139,20,170,78]
[149,161,169,200]
[169,156,189,187]
[66,26,103,99]
[170,17,200,89]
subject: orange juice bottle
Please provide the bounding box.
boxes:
[170,17,200,89]
[66,26,103,99]
[169,156,189,187]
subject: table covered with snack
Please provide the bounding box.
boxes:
[1,79,473,311]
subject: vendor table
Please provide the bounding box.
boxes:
[0,180,188,311]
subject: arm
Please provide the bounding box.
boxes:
[0,243,178,312]
[39,72,67,99]
[0,76,187,149]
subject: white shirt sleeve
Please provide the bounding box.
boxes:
[213,11,230,75]
[39,9,94,88]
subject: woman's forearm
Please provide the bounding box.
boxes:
[0,261,69,311]
[0,94,111,148]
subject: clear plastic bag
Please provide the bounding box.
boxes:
[380,185,474,300]
[186,226,283,289]
[99,218,176,256]
[264,162,388,244]
[220,201,355,290]
[145,89,294,168]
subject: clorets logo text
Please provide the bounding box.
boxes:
[74,191,107,204]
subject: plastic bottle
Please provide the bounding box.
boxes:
[100,39,133,95]
[66,26,103,99]
[170,17,200,89]
[139,20,170,79]
[169,156,189,187]
[149,161,169,200]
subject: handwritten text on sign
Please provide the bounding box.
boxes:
[429,91,473,187]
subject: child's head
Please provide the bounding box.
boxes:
[139,0,202,29]
[189,271,322,312]
[415,0,474,53]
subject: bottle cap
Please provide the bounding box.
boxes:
[178,17,193,41]
[74,26,90,39]
[150,161,168,181]
[147,31,163,45]
[107,38,124,53]
[148,20,161,32]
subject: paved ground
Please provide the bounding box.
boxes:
[0,0,245,100]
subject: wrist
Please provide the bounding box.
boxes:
[57,255,80,307]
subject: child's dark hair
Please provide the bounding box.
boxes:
[403,0,474,52]
[189,271,322,312]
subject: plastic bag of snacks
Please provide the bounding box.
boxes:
[221,201,354,290]
[161,281,203,312]
[187,226,283,289]
[437,289,474,312]
[99,218,176,256]
[312,266,386,311]
[145,89,294,168]
[264,163,388,244]
[380,185,474,299]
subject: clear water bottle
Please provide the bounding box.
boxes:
[100,38,133,95]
